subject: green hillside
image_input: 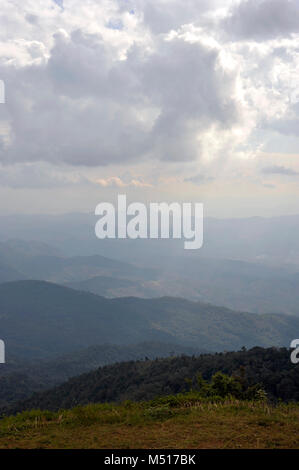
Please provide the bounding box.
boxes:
[5,347,299,415]
[0,342,202,408]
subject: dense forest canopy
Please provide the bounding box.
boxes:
[3,346,299,415]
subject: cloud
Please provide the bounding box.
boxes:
[261,165,299,176]
[0,25,242,167]
[53,0,63,9]
[94,176,152,188]
[223,0,299,41]
[185,173,215,185]
[0,162,153,190]
[117,0,227,34]
[0,0,298,200]
[0,162,88,188]
[268,103,299,138]
[106,18,123,30]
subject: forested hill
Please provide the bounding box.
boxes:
[1,280,299,358]
[0,342,203,408]
[6,346,299,414]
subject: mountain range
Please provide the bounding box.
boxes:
[0,280,298,360]
[1,238,299,315]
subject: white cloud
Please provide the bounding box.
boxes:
[262,165,299,176]
[94,175,152,188]
[223,0,299,41]
[0,0,297,214]
[0,21,244,167]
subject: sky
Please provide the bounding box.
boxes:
[0,0,298,217]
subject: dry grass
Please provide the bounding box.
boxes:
[0,399,299,449]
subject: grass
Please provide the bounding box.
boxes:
[0,393,299,449]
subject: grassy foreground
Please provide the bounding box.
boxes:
[1,394,299,449]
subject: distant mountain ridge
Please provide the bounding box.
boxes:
[0,239,158,284]
[1,238,299,315]
[63,257,299,315]
[2,212,299,266]
[0,260,24,284]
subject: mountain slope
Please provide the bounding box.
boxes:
[4,253,157,283]
[0,280,298,359]
[1,238,299,316]
[64,275,141,297]
[0,342,202,408]
[0,281,175,358]
[63,256,299,316]
[0,260,24,283]
[0,238,158,283]
[6,347,299,414]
